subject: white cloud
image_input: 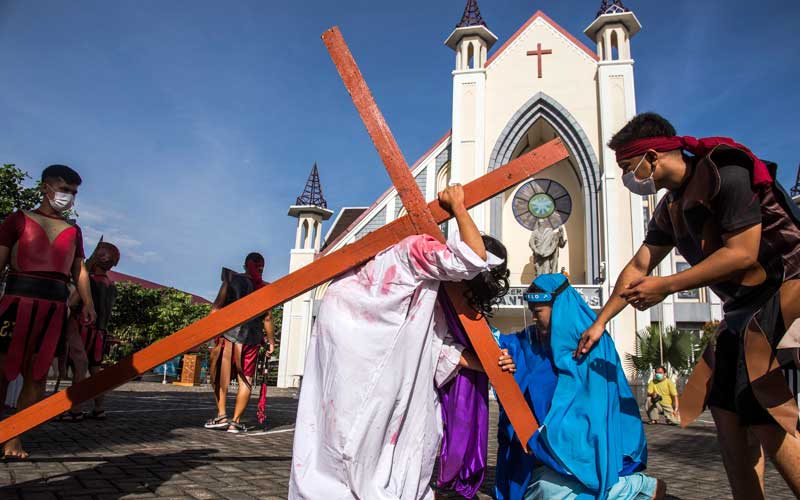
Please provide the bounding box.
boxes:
[73,203,125,225]
[80,223,162,265]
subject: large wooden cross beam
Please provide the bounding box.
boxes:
[322,27,541,448]
[0,28,568,449]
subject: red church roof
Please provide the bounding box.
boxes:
[107,271,211,305]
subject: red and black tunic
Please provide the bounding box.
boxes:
[79,273,117,367]
[0,210,84,381]
[646,146,800,430]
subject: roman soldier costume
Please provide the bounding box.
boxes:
[208,268,267,390]
[616,136,800,432]
[0,210,84,381]
[79,240,120,367]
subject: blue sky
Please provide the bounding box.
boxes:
[1,0,798,299]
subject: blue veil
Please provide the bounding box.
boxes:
[494,325,562,500]
[495,274,647,500]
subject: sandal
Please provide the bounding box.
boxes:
[86,409,106,420]
[227,421,248,434]
[204,415,229,429]
[58,411,85,422]
[646,420,658,425]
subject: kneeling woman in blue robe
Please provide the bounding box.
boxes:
[493,274,665,500]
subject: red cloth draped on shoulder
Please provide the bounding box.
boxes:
[614,136,773,187]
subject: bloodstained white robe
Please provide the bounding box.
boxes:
[289,231,500,500]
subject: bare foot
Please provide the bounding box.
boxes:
[2,438,29,459]
[652,478,667,500]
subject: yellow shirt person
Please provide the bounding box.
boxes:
[647,376,677,407]
[646,367,680,425]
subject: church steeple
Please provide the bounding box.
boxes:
[280,163,332,389]
[456,0,487,28]
[295,163,327,208]
[445,0,497,69]
[585,0,641,60]
[595,0,629,18]
[443,0,495,230]
[289,163,333,252]
[585,0,648,335]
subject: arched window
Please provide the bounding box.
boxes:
[300,220,309,249]
[610,30,620,60]
[467,41,475,69]
[311,221,319,249]
[436,164,451,192]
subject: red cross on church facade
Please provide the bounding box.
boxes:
[527,43,553,79]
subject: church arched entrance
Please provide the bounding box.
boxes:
[487,92,601,284]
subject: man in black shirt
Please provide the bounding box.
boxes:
[575,113,800,499]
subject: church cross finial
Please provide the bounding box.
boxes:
[596,0,629,17]
[456,0,487,28]
[296,163,328,208]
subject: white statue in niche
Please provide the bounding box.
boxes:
[529,220,567,277]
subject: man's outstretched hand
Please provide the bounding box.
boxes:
[574,322,605,358]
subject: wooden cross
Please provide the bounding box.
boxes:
[526,43,552,79]
[0,27,569,452]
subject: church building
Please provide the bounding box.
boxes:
[277,0,723,388]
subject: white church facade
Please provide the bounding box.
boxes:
[277,0,723,388]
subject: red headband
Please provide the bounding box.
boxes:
[614,136,772,186]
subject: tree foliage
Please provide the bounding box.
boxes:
[106,281,285,367]
[0,164,41,223]
[700,320,720,352]
[106,282,211,362]
[267,305,283,356]
[625,325,702,378]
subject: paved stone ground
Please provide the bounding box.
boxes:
[0,382,795,499]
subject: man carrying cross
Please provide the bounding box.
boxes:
[289,184,516,499]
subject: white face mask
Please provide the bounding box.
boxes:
[48,189,75,212]
[622,155,657,196]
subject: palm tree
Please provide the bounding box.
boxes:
[625,325,700,378]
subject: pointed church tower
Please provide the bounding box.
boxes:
[585,2,649,347]
[289,163,332,252]
[278,164,333,388]
[445,0,498,231]
[295,163,327,209]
